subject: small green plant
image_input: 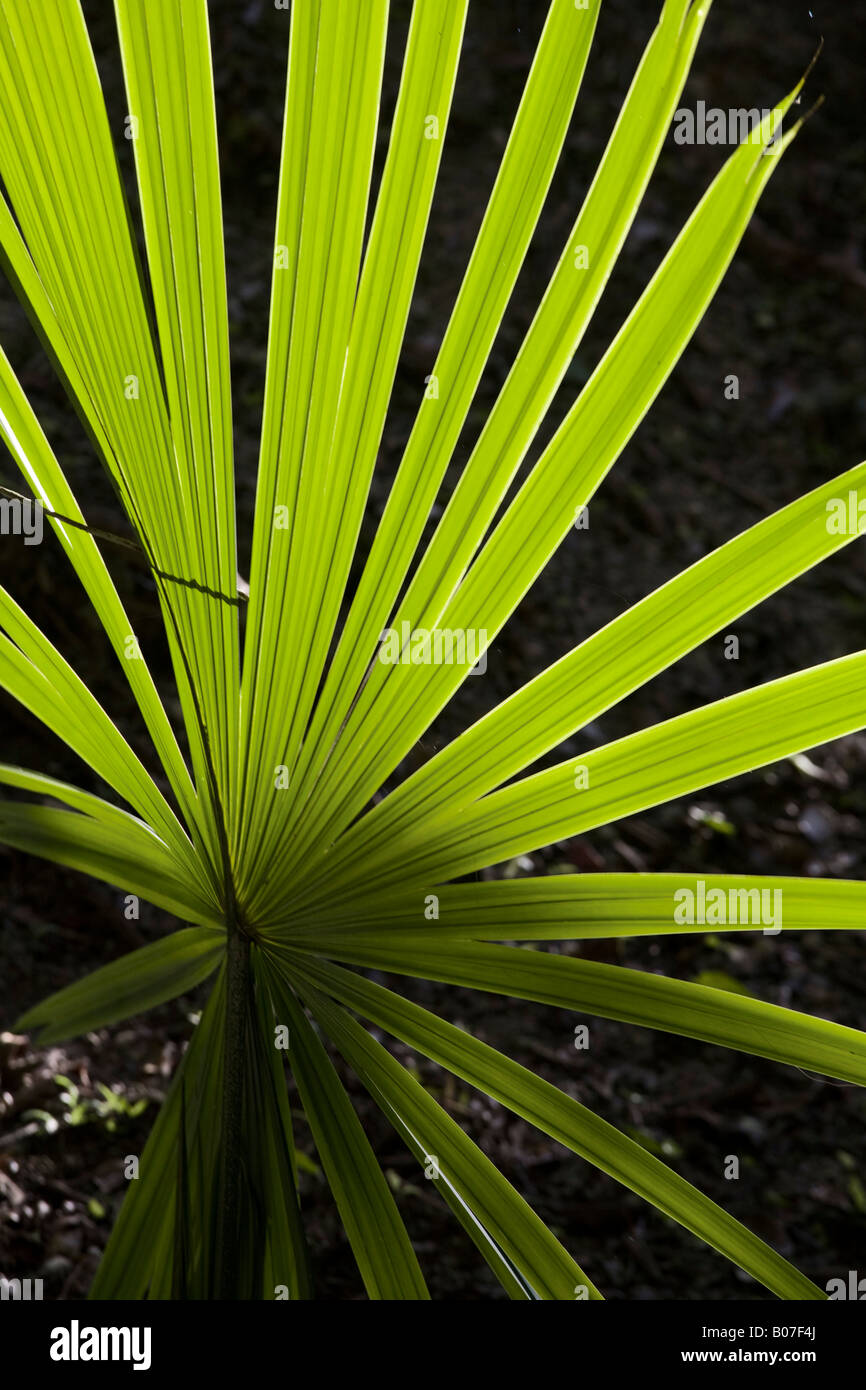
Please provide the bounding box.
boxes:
[1,0,863,1299]
[24,1075,147,1135]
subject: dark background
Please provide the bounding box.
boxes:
[1,0,864,1299]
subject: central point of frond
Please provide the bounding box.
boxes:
[234,914,260,945]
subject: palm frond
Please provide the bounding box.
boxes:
[0,0,860,1301]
